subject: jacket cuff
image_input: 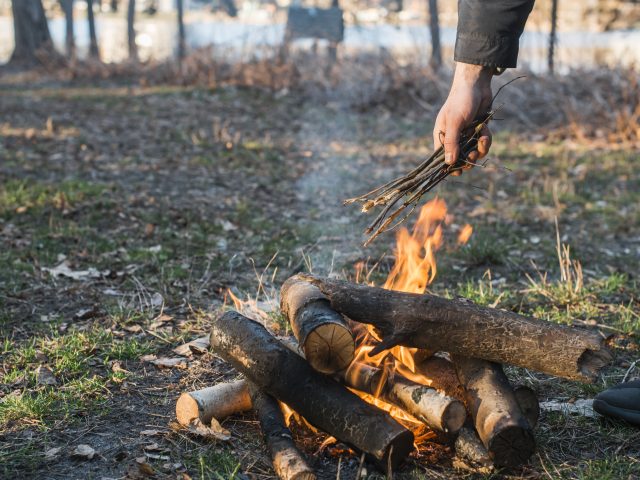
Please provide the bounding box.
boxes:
[454,32,521,69]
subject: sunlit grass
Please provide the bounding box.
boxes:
[0,328,154,432]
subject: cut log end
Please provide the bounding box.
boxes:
[441,400,467,434]
[176,392,200,425]
[487,424,536,468]
[578,347,614,382]
[304,323,355,374]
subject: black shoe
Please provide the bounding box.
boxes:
[593,380,640,427]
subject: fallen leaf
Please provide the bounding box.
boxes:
[150,357,187,369]
[123,324,143,333]
[42,261,106,281]
[187,418,231,441]
[140,354,157,362]
[44,447,61,460]
[172,336,209,357]
[140,429,160,436]
[35,366,57,386]
[144,443,161,451]
[74,307,99,320]
[72,444,96,459]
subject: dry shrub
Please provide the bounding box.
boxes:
[9,46,638,146]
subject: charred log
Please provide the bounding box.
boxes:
[281,276,355,374]
[452,356,535,468]
[300,274,612,382]
[210,311,414,469]
[249,384,316,480]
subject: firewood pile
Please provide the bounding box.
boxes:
[176,273,612,478]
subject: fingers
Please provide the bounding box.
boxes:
[443,117,461,165]
[477,125,492,159]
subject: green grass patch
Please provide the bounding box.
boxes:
[0,327,154,432]
[0,179,106,219]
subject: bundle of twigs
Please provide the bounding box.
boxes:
[347,77,524,246]
[345,110,496,246]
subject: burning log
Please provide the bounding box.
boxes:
[176,380,252,426]
[452,356,535,468]
[248,384,316,480]
[281,276,355,374]
[299,274,612,382]
[209,311,415,469]
[340,361,466,434]
[418,355,539,467]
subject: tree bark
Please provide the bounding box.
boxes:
[210,311,414,469]
[281,275,355,374]
[127,0,137,60]
[176,380,252,426]
[60,0,75,59]
[452,356,535,468]
[340,361,465,434]
[427,0,441,68]
[249,384,317,480]
[10,0,57,65]
[86,0,99,59]
[300,275,612,382]
[417,355,538,468]
[548,0,558,74]
[176,0,186,59]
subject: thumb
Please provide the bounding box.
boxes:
[443,117,462,165]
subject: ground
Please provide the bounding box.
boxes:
[1,67,639,479]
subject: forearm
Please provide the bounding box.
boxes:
[454,0,535,68]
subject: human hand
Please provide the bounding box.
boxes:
[433,63,494,174]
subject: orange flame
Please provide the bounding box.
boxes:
[350,198,472,446]
[458,224,473,245]
[383,197,447,294]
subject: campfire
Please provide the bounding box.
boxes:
[176,199,612,478]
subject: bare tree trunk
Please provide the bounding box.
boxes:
[87,0,99,59]
[548,0,558,73]
[111,0,118,12]
[428,0,441,68]
[10,0,57,65]
[176,0,185,59]
[60,0,75,59]
[127,0,137,60]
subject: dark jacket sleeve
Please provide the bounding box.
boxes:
[454,0,535,68]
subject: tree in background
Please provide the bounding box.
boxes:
[60,0,75,59]
[428,0,441,68]
[177,0,185,59]
[111,0,118,12]
[548,0,558,73]
[87,0,100,59]
[10,0,57,65]
[127,0,137,60]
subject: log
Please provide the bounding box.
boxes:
[300,274,612,382]
[452,356,535,468]
[210,311,414,469]
[415,356,540,429]
[248,384,316,480]
[453,426,493,473]
[176,380,251,426]
[341,361,465,434]
[281,276,355,374]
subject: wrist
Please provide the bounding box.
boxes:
[453,62,493,88]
